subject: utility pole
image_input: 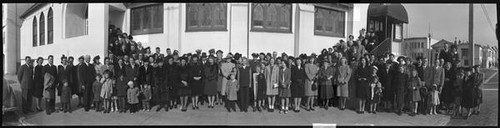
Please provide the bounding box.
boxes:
[469,3,474,66]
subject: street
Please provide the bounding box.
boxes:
[2,69,498,126]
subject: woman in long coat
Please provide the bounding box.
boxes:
[265,58,279,111]
[354,57,370,114]
[220,57,235,103]
[166,57,178,110]
[441,62,455,113]
[304,57,319,111]
[291,58,307,112]
[318,61,334,110]
[33,57,45,111]
[461,67,475,119]
[178,58,190,112]
[471,65,484,115]
[393,64,408,115]
[204,57,219,108]
[189,56,203,109]
[336,57,351,110]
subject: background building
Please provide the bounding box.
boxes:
[482,45,498,68]
[403,37,439,61]
[3,3,32,75]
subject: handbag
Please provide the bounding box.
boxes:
[311,81,318,91]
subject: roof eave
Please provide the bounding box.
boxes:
[19,3,48,19]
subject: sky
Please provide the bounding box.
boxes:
[402,4,497,47]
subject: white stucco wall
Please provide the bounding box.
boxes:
[20,3,107,65]
[20,3,362,64]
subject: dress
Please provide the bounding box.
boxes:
[203,63,219,95]
[431,90,440,105]
[336,65,351,97]
[226,80,239,101]
[379,66,393,102]
[265,65,279,96]
[393,72,408,108]
[408,77,422,102]
[318,66,334,99]
[304,63,319,96]
[355,65,370,99]
[33,65,44,98]
[177,65,191,96]
[256,73,267,100]
[461,75,474,108]
[278,68,291,98]
[367,76,381,104]
[291,65,306,98]
[101,79,114,99]
[189,63,204,96]
[441,69,455,104]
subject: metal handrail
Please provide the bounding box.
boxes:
[369,38,391,56]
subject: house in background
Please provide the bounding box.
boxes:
[403,36,439,61]
[482,45,498,68]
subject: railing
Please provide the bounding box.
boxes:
[369,38,391,56]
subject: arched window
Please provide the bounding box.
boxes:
[33,16,37,47]
[185,3,227,32]
[48,8,53,44]
[39,13,45,46]
[251,3,291,33]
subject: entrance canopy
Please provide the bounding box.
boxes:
[368,4,408,24]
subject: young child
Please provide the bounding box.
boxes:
[367,66,382,114]
[225,73,239,112]
[116,74,129,113]
[92,75,103,112]
[256,65,267,112]
[60,80,72,113]
[278,60,291,114]
[430,84,440,115]
[127,81,140,113]
[142,84,152,111]
[101,70,114,113]
[408,69,422,116]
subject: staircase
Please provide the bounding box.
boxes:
[369,38,391,57]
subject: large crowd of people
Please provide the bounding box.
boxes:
[16,27,484,120]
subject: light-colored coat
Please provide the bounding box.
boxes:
[226,80,239,101]
[220,62,235,96]
[265,64,279,95]
[336,65,352,97]
[304,63,319,96]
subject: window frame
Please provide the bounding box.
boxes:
[250,3,292,33]
[39,12,45,46]
[314,6,346,38]
[393,23,403,42]
[130,4,164,35]
[185,3,228,32]
[33,16,37,47]
[48,8,53,44]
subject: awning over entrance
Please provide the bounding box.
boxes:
[368,4,408,24]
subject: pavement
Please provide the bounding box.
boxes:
[2,68,498,126]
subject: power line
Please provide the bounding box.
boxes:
[480,4,495,33]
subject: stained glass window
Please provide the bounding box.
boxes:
[131,4,163,35]
[186,3,227,32]
[314,6,345,37]
[251,3,292,33]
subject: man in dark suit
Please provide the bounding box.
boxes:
[125,57,140,86]
[17,56,34,114]
[80,55,96,111]
[43,55,58,114]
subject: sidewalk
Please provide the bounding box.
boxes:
[4,74,451,126]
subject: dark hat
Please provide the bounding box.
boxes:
[201,52,207,57]
[145,47,151,50]
[209,49,215,53]
[216,50,223,54]
[464,67,472,71]
[397,56,405,61]
[94,55,100,60]
[259,52,265,56]
[251,53,259,57]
